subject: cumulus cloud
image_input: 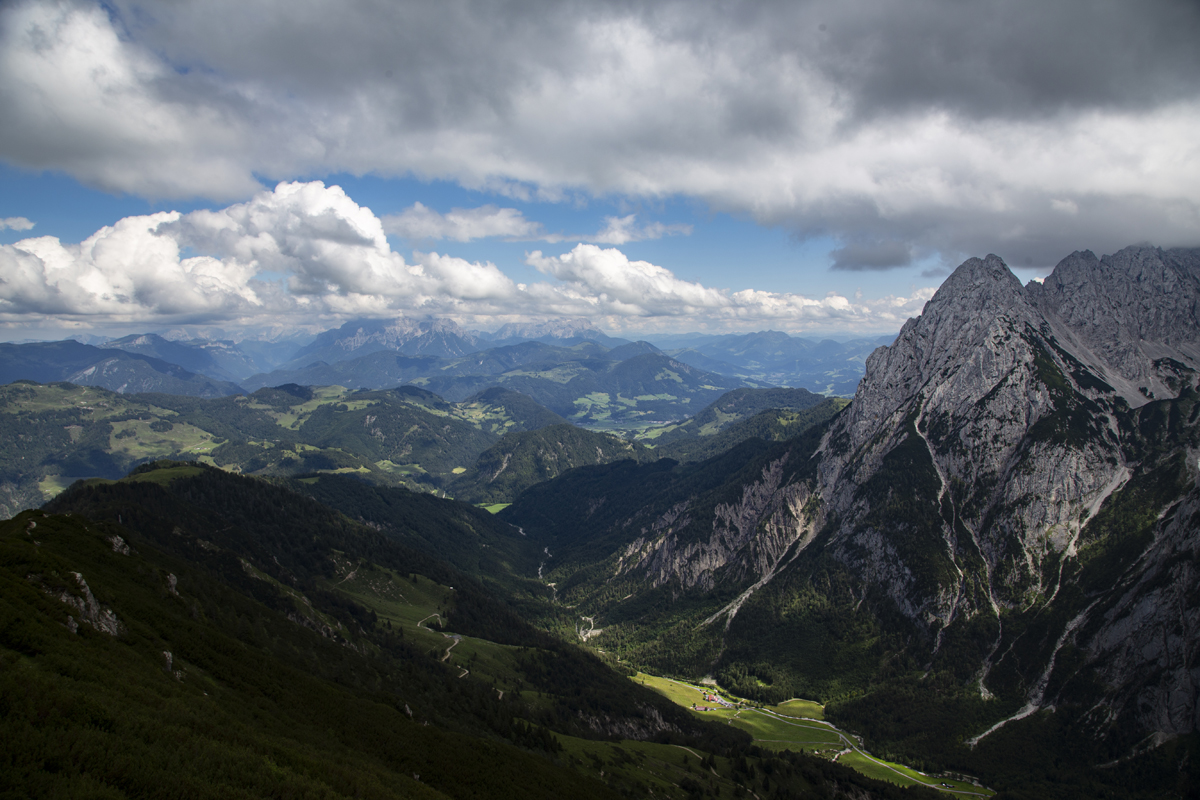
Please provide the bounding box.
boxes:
[0,217,34,231]
[383,203,543,242]
[0,182,522,325]
[526,243,927,328]
[0,1,262,199]
[0,181,928,332]
[2,0,1197,265]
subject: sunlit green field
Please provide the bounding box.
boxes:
[774,698,825,720]
[632,672,992,796]
[728,710,844,754]
[631,674,842,754]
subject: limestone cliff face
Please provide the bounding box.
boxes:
[617,454,819,592]
[604,244,1200,750]
[1029,247,1200,402]
[815,253,1134,630]
[1082,487,1200,737]
[804,247,1200,737]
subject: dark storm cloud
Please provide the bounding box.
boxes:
[806,0,1200,120]
[1,0,1198,270]
[831,240,914,271]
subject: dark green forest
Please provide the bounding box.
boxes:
[2,459,941,799]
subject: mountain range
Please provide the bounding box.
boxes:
[0,378,836,521]
[2,243,1199,798]
[0,318,888,418]
[666,331,894,396]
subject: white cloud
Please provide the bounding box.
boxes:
[526,243,929,328]
[383,203,543,242]
[0,181,929,333]
[0,1,261,199]
[0,182,521,325]
[574,215,692,245]
[2,0,1197,265]
[1050,199,1079,215]
[0,217,35,231]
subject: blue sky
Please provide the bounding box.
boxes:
[1,0,1197,341]
[0,163,941,301]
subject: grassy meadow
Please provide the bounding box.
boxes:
[632,673,992,797]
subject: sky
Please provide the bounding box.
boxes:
[1,0,1198,342]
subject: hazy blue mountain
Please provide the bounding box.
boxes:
[242,340,612,393]
[0,340,244,397]
[605,340,664,361]
[240,351,446,392]
[282,317,483,369]
[104,332,263,382]
[482,318,631,348]
[665,330,895,395]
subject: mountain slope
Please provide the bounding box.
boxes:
[641,387,830,445]
[650,399,849,464]
[0,340,244,397]
[449,423,650,504]
[0,382,575,517]
[502,245,1200,798]
[3,460,917,799]
[411,352,752,430]
[5,480,611,798]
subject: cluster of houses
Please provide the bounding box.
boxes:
[691,691,734,712]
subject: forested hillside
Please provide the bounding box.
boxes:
[1,460,927,799]
[0,382,566,515]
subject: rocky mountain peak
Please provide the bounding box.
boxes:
[1032,245,1200,401]
[929,253,1027,311]
[826,253,1039,464]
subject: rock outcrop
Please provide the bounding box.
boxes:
[44,571,125,636]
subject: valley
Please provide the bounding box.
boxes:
[2,245,1199,798]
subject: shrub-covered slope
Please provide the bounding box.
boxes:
[649,398,849,464]
[449,423,652,504]
[2,460,923,799]
[641,387,830,444]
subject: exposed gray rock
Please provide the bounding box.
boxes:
[1030,246,1200,403]
[46,572,124,636]
[618,456,819,595]
[602,244,1200,753]
[576,705,681,740]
